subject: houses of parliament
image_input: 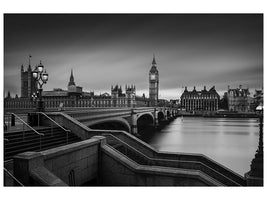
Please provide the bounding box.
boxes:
[4,56,167,110]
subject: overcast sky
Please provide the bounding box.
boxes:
[4,14,263,100]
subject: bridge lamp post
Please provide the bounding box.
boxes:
[32,61,48,112]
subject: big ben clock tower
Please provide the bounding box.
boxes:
[149,55,159,107]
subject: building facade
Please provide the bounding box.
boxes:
[227,85,250,112]
[149,55,159,107]
[180,86,220,112]
[5,68,146,110]
[111,85,136,107]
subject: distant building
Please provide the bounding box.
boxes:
[42,69,84,107]
[180,86,220,112]
[111,85,136,107]
[227,85,250,112]
[21,64,37,98]
[5,68,145,110]
[5,56,169,111]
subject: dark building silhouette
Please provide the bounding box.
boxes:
[180,86,220,112]
[20,63,37,98]
[149,55,159,107]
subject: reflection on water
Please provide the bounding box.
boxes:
[139,117,259,176]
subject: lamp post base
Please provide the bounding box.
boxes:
[36,100,45,112]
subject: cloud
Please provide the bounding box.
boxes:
[4,14,263,100]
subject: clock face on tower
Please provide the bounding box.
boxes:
[151,74,156,80]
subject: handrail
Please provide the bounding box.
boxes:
[103,133,152,161]
[10,113,44,136]
[101,143,222,186]
[36,112,70,132]
[4,168,24,186]
[102,133,242,186]
[106,128,245,181]
[37,112,70,144]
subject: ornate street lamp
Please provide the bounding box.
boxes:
[32,61,48,112]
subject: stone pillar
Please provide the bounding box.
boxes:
[13,152,44,186]
[131,109,138,135]
[164,110,168,120]
[92,136,107,185]
[154,108,159,127]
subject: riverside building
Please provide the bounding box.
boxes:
[227,85,250,112]
[180,86,220,112]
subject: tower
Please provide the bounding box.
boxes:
[20,55,37,98]
[21,64,27,97]
[149,55,159,107]
[126,84,136,107]
[111,85,121,107]
[27,63,32,98]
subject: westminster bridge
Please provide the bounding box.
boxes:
[4,107,178,136]
[4,106,262,186]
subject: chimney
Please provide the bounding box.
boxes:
[228,85,230,90]
[204,86,206,91]
[239,85,242,90]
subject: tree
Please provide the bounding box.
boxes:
[219,92,228,110]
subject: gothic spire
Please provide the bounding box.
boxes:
[28,54,32,71]
[68,69,75,86]
[152,54,156,65]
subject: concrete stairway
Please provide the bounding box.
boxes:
[4,127,81,161]
[104,134,246,186]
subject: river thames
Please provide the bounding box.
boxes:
[139,117,259,176]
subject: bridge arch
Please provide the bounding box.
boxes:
[136,112,155,122]
[137,112,154,128]
[88,117,131,133]
[157,111,165,122]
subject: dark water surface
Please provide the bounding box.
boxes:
[139,117,259,176]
